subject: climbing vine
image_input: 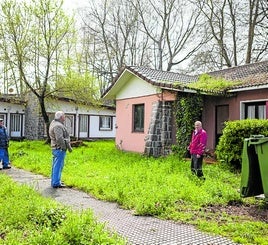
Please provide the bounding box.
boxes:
[174,92,203,158]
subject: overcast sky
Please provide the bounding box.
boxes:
[63,0,88,12]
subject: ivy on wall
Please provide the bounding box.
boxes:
[173,74,240,157]
[174,92,203,157]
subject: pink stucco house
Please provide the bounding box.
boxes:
[102,60,268,157]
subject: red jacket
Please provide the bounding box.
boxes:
[189,129,207,155]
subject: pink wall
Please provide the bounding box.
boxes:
[115,91,176,153]
[203,89,268,150]
[116,87,268,154]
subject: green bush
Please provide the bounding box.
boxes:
[216,119,268,167]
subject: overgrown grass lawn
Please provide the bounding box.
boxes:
[9,140,268,244]
[0,174,125,244]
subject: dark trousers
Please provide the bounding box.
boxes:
[191,154,204,177]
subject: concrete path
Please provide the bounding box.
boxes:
[2,168,239,245]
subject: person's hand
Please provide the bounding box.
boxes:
[67,144,73,152]
[196,154,200,158]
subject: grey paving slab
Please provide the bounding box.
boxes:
[2,167,239,245]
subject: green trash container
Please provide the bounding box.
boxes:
[240,135,268,200]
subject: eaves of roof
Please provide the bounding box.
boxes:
[127,66,198,87]
[119,66,234,96]
[0,95,25,105]
[102,60,268,98]
[227,72,268,92]
[207,61,268,92]
[101,65,199,99]
[50,95,115,110]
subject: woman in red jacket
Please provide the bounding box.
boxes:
[188,121,207,178]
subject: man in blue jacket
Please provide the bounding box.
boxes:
[0,118,11,169]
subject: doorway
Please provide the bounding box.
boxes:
[216,105,229,145]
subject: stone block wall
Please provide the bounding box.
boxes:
[144,101,173,157]
[24,93,45,140]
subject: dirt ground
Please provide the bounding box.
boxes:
[203,200,268,223]
[203,156,268,223]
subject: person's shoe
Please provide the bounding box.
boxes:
[3,165,11,169]
[199,176,206,181]
[52,183,66,188]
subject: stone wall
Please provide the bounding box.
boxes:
[24,93,45,140]
[144,101,173,157]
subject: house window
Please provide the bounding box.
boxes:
[79,115,88,133]
[245,102,266,119]
[133,104,144,132]
[99,116,112,130]
[0,115,5,123]
[65,114,75,136]
[10,114,23,137]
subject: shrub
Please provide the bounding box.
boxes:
[216,119,268,168]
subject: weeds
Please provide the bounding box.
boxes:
[0,174,126,244]
[8,140,268,244]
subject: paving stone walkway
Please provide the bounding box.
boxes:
[3,168,239,245]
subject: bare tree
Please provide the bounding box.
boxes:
[192,0,268,71]
[79,0,147,93]
[248,0,268,62]
[79,0,205,91]
[0,0,76,137]
[133,0,206,71]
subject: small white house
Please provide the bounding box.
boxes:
[0,95,116,140]
[0,97,25,138]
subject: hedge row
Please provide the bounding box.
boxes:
[216,119,268,168]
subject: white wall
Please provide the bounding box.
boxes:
[46,100,116,139]
[89,115,116,138]
[116,76,158,100]
[0,101,25,137]
[0,98,116,140]
[0,102,25,114]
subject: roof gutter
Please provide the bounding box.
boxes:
[160,86,197,94]
[228,84,268,92]
[160,86,233,96]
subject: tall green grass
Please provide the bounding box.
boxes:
[9,140,268,244]
[0,174,126,244]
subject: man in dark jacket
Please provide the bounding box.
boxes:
[49,111,72,188]
[0,118,11,169]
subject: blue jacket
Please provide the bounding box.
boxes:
[0,126,9,148]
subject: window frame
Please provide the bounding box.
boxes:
[244,101,266,119]
[99,115,113,131]
[133,103,144,132]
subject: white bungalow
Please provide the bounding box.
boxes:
[0,95,116,140]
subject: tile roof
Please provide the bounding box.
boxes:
[127,61,268,93]
[102,60,268,98]
[127,66,197,84]
[208,60,268,80]
[207,60,268,90]
[0,95,25,104]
